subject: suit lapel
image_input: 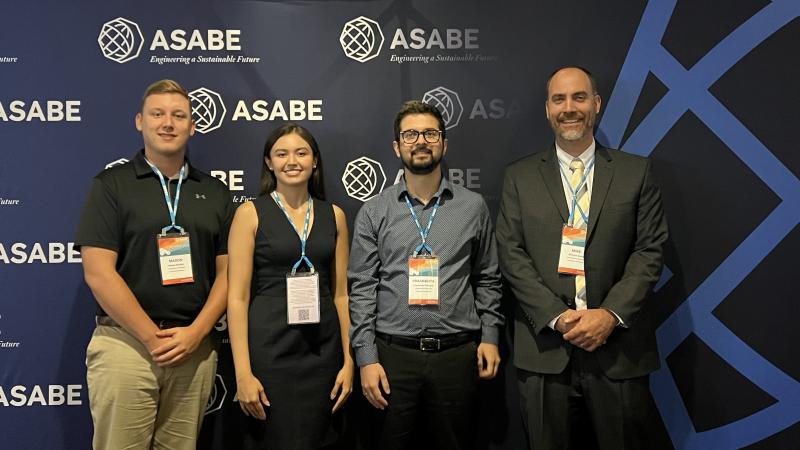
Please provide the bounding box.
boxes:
[539,149,569,223]
[587,147,613,241]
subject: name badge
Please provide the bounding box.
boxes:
[157,233,195,285]
[408,254,439,305]
[286,272,320,324]
[557,225,586,276]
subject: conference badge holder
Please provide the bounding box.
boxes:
[272,191,320,324]
[286,270,321,325]
[556,156,594,277]
[557,225,586,276]
[404,193,442,305]
[146,159,194,285]
[408,253,440,305]
[157,232,195,285]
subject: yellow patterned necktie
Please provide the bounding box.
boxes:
[569,158,589,310]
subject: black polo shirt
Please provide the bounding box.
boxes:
[75,150,234,322]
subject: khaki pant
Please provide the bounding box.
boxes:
[86,324,217,450]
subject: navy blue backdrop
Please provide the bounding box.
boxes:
[1,1,798,449]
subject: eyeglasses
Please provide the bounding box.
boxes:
[399,129,442,144]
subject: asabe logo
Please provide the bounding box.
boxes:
[204,374,227,415]
[214,313,230,344]
[422,87,463,130]
[342,157,386,202]
[0,242,81,264]
[98,17,144,64]
[0,384,83,407]
[104,157,252,200]
[190,88,227,134]
[341,155,481,202]
[98,17,261,65]
[391,167,481,190]
[188,86,323,135]
[0,100,81,123]
[340,16,384,63]
[340,16,496,65]
[209,169,255,202]
[421,86,521,130]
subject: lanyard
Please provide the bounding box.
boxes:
[145,158,186,234]
[404,193,441,256]
[558,157,595,226]
[272,192,314,274]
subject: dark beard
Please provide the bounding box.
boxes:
[403,148,440,175]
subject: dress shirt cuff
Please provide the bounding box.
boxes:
[354,344,380,367]
[480,326,499,345]
[602,308,626,328]
[548,312,566,331]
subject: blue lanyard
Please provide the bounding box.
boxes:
[558,157,595,226]
[145,158,186,234]
[272,192,314,274]
[404,193,441,256]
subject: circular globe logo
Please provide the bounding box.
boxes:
[97,17,143,64]
[422,86,464,129]
[204,374,227,415]
[340,16,384,63]
[189,87,227,134]
[342,156,386,202]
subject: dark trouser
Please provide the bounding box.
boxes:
[372,337,479,450]
[518,349,668,450]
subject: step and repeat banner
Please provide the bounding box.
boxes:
[1,1,798,449]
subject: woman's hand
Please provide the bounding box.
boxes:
[237,373,270,420]
[330,362,354,413]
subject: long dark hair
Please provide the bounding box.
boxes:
[259,123,326,200]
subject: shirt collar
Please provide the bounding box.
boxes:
[133,149,199,181]
[555,139,596,169]
[396,173,454,202]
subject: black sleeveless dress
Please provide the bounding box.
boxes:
[243,196,343,449]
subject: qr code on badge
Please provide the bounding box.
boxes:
[298,309,310,321]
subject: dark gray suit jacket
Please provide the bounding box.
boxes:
[496,146,668,379]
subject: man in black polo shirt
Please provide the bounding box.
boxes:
[76,79,233,450]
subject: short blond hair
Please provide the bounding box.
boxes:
[141,79,190,110]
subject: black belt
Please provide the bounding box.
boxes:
[96,315,192,329]
[376,331,478,352]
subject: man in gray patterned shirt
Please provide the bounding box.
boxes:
[349,100,504,449]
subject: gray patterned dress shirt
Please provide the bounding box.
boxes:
[348,175,504,367]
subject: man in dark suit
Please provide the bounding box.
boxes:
[496,66,669,449]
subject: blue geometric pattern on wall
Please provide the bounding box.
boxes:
[598,1,800,448]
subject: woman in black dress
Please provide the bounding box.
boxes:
[227,123,354,449]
